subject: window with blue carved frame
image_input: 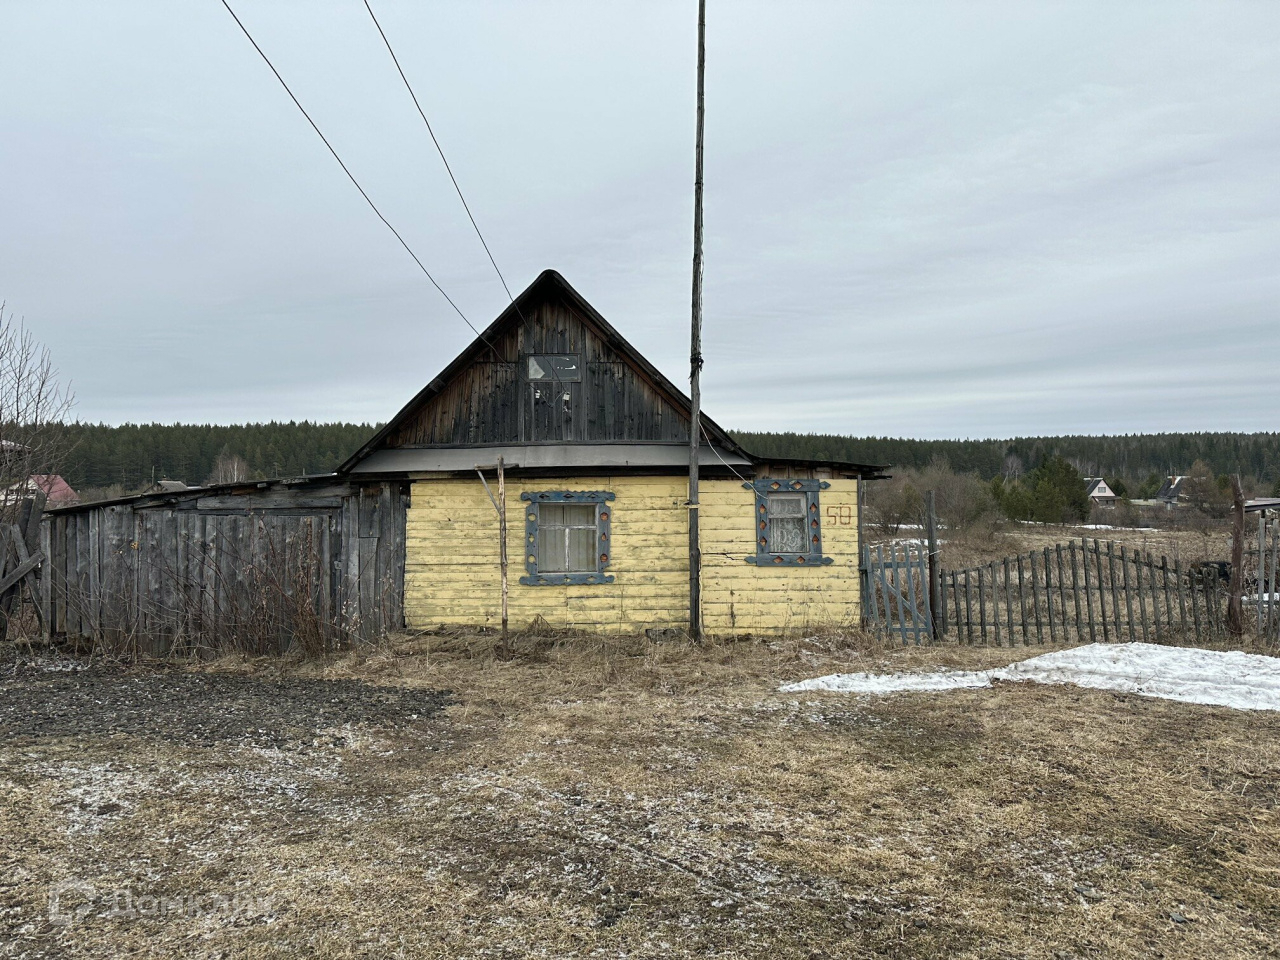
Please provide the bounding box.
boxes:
[744,478,834,566]
[520,491,615,585]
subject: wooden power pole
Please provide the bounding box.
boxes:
[688,0,707,641]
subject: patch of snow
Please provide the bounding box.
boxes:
[781,643,1280,712]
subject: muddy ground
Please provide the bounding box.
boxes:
[1,635,1278,958]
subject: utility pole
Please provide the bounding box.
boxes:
[688,0,706,641]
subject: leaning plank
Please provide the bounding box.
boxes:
[1148,552,1161,641]
[862,546,880,633]
[1120,546,1136,642]
[963,567,974,645]
[0,552,44,596]
[1135,549,1149,643]
[904,544,922,645]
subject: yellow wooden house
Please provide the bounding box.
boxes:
[341,271,881,636]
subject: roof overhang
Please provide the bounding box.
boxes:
[349,443,753,476]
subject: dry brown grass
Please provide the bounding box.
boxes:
[3,633,1278,958]
[868,520,1234,573]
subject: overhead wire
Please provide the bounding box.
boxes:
[217,0,494,349]
[361,0,522,312]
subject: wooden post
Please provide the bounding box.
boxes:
[1094,540,1109,643]
[858,480,869,627]
[963,567,973,644]
[1069,543,1084,642]
[1080,539,1097,643]
[475,461,509,645]
[989,562,1000,646]
[1161,556,1174,636]
[1148,552,1161,641]
[1003,557,1013,642]
[1043,547,1055,644]
[1267,518,1278,640]
[686,0,707,642]
[497,457,508,644]
[1030,551,1044,644]
[925,490,941,641]
[977,564,987,645]
[1226,475,1245,638]
[1257,513,1267,635]
[1173,556,1189,638]
[1017,554,1029,645]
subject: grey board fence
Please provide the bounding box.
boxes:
[863,542,932,644]
[1257,513,1280,643]
[41,478,407,655]
[941,538,1241,647]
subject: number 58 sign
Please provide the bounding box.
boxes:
[825,504,855,525]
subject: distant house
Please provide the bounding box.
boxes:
[29,475,79,506]
[1084,478,1117,506]
[1156,476,1187,505]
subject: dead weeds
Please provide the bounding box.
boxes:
[1,634,1277,958]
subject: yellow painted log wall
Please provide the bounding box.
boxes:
[700,479,861,634]
[404,476,860,635]
[405,476,689,633]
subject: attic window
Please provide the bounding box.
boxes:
[525,355,580,382]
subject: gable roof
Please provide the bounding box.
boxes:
[341,270,752,473]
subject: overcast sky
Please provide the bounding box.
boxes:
[2,1,1277,438]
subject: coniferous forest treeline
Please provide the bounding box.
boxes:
[54,422,375,491]
[731,431,1280,491]
[48,423,1280,496]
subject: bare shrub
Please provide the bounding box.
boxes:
[915,457,999,535]
[866,474,923,534]
[0,305,75,523]
[869,457,998,539]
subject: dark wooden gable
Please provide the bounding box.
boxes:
[380,274,695,447]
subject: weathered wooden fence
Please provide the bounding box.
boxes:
[1255,513,1279,643]
[41,478,407,654]
[863,541,932,643]
[942,538,1234,646]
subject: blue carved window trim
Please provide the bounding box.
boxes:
[520,490,616,586]
[744,478,834,566]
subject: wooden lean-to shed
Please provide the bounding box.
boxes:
[341,270,882,636]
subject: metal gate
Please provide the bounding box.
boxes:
[863,542,932,644]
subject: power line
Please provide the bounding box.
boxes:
[217,0,488,344]
[361,0,517,306]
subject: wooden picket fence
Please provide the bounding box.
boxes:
[942,538,1233,646]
